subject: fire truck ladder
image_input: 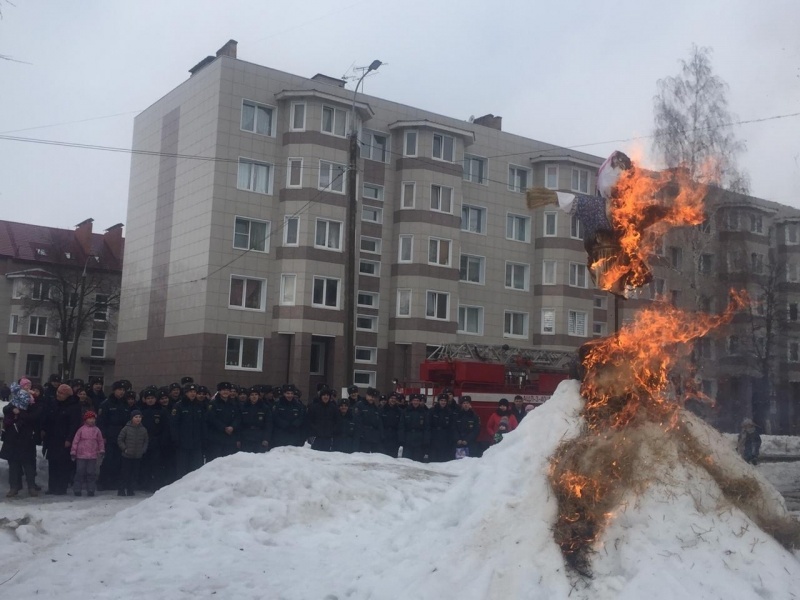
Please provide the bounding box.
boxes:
[426,343,575,372]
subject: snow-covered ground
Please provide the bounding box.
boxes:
[1,381,799,599]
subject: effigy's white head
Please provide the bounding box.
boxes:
[597,151,632,199]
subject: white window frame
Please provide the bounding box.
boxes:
[284,216,299,247]
[568,310,588,337]
[428,237,452,267]
[290,101,306,131]
[425,290,450,321]
[786,224,799,245]
[94,294,109,322]
[508,165,531,193]
[571,167,590,193]
[542,260,557,285]
[360,236,382,255]
[321,105,348,137]
[234,216,271,253]
[397,289,412,317]
[287,158,303,189]
[359,259,381,277]
[228,275,267,312]
[459,254,485,285]
[398,235,413,263]
[354,346,378,364]
[505,262,530,291]
[314,218,343,251]
[240,100,275,136]
[593,295,607,309]
[569,262,588,288]
[312,276,341,309]
[463,155,487,184]
[310,341,326,375]
[541,309,555,335]
[28,315,48,337]
[461,204,487,234]
[430,184,453,214]
[570,214,584,240]
[401,181,416,209]
[361,205,383,224]
[9,314,19,335]
[318,160,346,194]
[544,212,558,237]
[404,130,418,157]
[457,305,484,335]
[225,335,264,371]
[356,314,378,332]
[362,130,390,163]
[237,158,274,195]
[789,341,800,363]
[593,322,607,337]
[363,183,384,202]
[90,330,106,359]
[31,280,51,300]
[432,132,455,162]
[749,214,763,234]
[353,370,376,387]
[506,213,531,243]
[504,311,529,339]
[280,274,297,306]
[545,165,559,190]
[357,291,379,308]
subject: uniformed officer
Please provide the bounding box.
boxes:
[272,384,306,447]
[239,386,272,453]
[139,386,170,491]
[170,383,206,478]
[355,387,383,453]
[96,380,130,490]
[206,382,241,460]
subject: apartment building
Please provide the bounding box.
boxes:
[0,218,123,385]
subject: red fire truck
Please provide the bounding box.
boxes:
[395,343,575,449]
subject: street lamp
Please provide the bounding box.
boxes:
[344,59,382,389]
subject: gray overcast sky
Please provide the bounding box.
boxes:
[0,0,798,231]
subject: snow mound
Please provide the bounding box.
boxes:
[2,380,798,600]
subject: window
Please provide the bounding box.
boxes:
[750,214,763,234]
[315,219,343,250]
[94,294,109,321]
[504,311,528,338]
[699,253,713,275]
[9,314,19,334]
[459,254,485,284]
[670,290,680,307]
[401,182,416,209]
[461,204,486,233]
[651,278,666,299]
[571,168,589,193]
[225,336,263,370]
[234,217,270,252]
[360,236,381,255]
[353,370,376,387]
[463,155,487,184]
[31,281,50,300]
[593,322,607,336]
[229,276,266,311]
[727,335,741,355]
[398,235,413,262]
[362,205,383,224]
[319,161,346,193]
[287,158,303,188]
[290,102,306,131]
[789,302,798,322]
[284,217,299,246]
[312,277,340,308]
[310,341,325,375]
[544,212,557,237]
[357,292,378,308]
[788,263,800,283]
[670,247,682,269]
[363,183,384,202]
[545,165,559,189]
[593,295,607,309]
[695,338,714,360]
[321,105,347,136]
[727,210,740,231]
[652,236,666,257]
[541,309,555,335]
[25,355,44,380]
[357,314,378,331]
[397,289,411,317]
[430,185,453,213]
[786,224,799,245]
[35,248,47,256]
[751,253,764,274]
[570,214,583,240]
[542,260,557,285]
[29,316,47,336]
[507,214,531,242]
[280,274,296,305]
[505,262,530,291]
[425,291,449,320]
[432,133,455,162]
[458,305,484,335]
[359,259,380,277]
[428,238,451,266]
[237,159,273,194]
[569,263,587,288]
[728,249,745,272]
[361,131,389,163]
[508,165,530,192]
[241,100,274,136]
[568,310,587,337]
[355,346,378,364]
[91,330,106,359]
[790,342,800,363]
[404,131,418,157]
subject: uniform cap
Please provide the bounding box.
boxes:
[184,383,198,393]
[180,376,194,385]
[216,381,233,391]
[348,385,359,394]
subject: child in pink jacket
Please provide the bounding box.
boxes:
[71,411,105,496]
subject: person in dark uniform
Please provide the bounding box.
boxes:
[196,385,211,408]
[346,385,364,408]
[452,396,480,458]
[139,386,170,491]
[332,400,359,453]
[272,384,307,448]
[429,393,455,462]
[206,382,241,460]
[170,384,206,478]
[399,393,430,462]
[96,380,130,490]
[379,392,403,458]
[239,386,272,453]
[42,384,81,494]
[355,387,383,453]
[87,376,106,412]
[167,382,182,405]
[307,386,340,452]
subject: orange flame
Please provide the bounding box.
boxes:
[596,166,707,292]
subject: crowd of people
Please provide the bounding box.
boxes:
[0,375,532,499]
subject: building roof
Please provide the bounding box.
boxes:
[0,220,124,272]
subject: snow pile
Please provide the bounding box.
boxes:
[1,380,798,599]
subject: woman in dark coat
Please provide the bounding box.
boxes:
[1,400,43,496]
[41,384,82,495]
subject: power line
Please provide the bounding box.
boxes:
[0,110,143,135]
